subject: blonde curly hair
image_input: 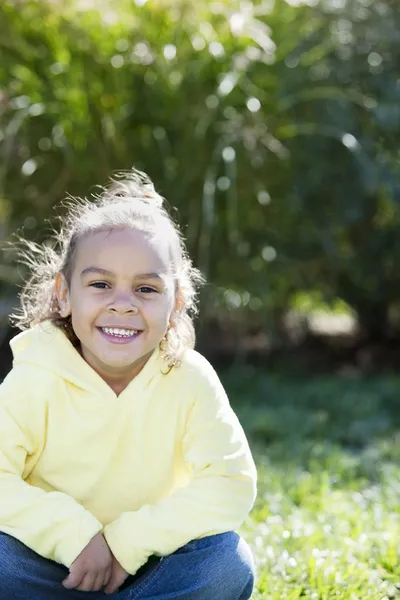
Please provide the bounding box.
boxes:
[11,168,204,368]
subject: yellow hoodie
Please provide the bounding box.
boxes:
[0,321,257,576]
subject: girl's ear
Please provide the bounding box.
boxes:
[170,288,185,326]
[55,273,71,317]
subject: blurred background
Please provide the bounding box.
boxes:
[1,0,400,597]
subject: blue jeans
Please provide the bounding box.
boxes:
[0,531,255,600]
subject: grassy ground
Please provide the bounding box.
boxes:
[222,368,400,600]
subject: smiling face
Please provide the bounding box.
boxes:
[55,227,177,391]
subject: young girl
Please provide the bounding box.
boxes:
[0,169,257,600]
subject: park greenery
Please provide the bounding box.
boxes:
[229,370,400,599]
[1,0,400,342]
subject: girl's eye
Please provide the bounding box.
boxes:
[90,282,110,289]
[138,286,157,294]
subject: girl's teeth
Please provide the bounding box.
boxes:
[102,327,138,337]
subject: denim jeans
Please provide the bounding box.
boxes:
[0,531,255,600]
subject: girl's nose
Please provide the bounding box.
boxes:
[107,293,138,314]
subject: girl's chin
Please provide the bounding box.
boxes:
[81,335,158,372]
[97,349,152,370]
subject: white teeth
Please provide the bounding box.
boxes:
[101,327,138,337]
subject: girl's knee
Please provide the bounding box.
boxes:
[220,532,255,573]
[0,533,27,574]
[0,533,28,595]
[208,532,255,599]
[0,532,67,590]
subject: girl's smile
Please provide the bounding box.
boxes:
[98,326,142,343]
[56,227,176,393]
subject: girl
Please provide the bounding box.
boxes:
[0,169,257,600]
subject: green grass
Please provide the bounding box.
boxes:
[223,368,400,599]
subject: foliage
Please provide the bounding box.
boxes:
[226,369,400,598]
[0,0,400,339]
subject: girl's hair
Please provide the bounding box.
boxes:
[11,168,204,368]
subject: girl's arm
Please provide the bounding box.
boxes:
[0,368,103,567]
[103,355,257,576]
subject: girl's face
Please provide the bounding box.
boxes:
[56,227,177,389]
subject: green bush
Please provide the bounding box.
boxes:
[1,0,400,339]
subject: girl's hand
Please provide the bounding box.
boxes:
[62,532,113,592]
[103,555,130,594]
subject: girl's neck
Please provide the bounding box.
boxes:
[78,344,154,396]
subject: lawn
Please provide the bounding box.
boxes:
[222,368,400,600]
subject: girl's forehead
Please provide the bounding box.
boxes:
[74,227,173,272]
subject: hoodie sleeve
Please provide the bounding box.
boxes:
[103,355,257,575]
[0,368,103,567]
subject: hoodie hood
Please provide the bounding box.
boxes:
[10,320,164,397]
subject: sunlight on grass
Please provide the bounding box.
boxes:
[228,371,400,599]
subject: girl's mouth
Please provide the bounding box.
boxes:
[98,327,142,343]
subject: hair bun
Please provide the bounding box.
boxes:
[102,168,164,209]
